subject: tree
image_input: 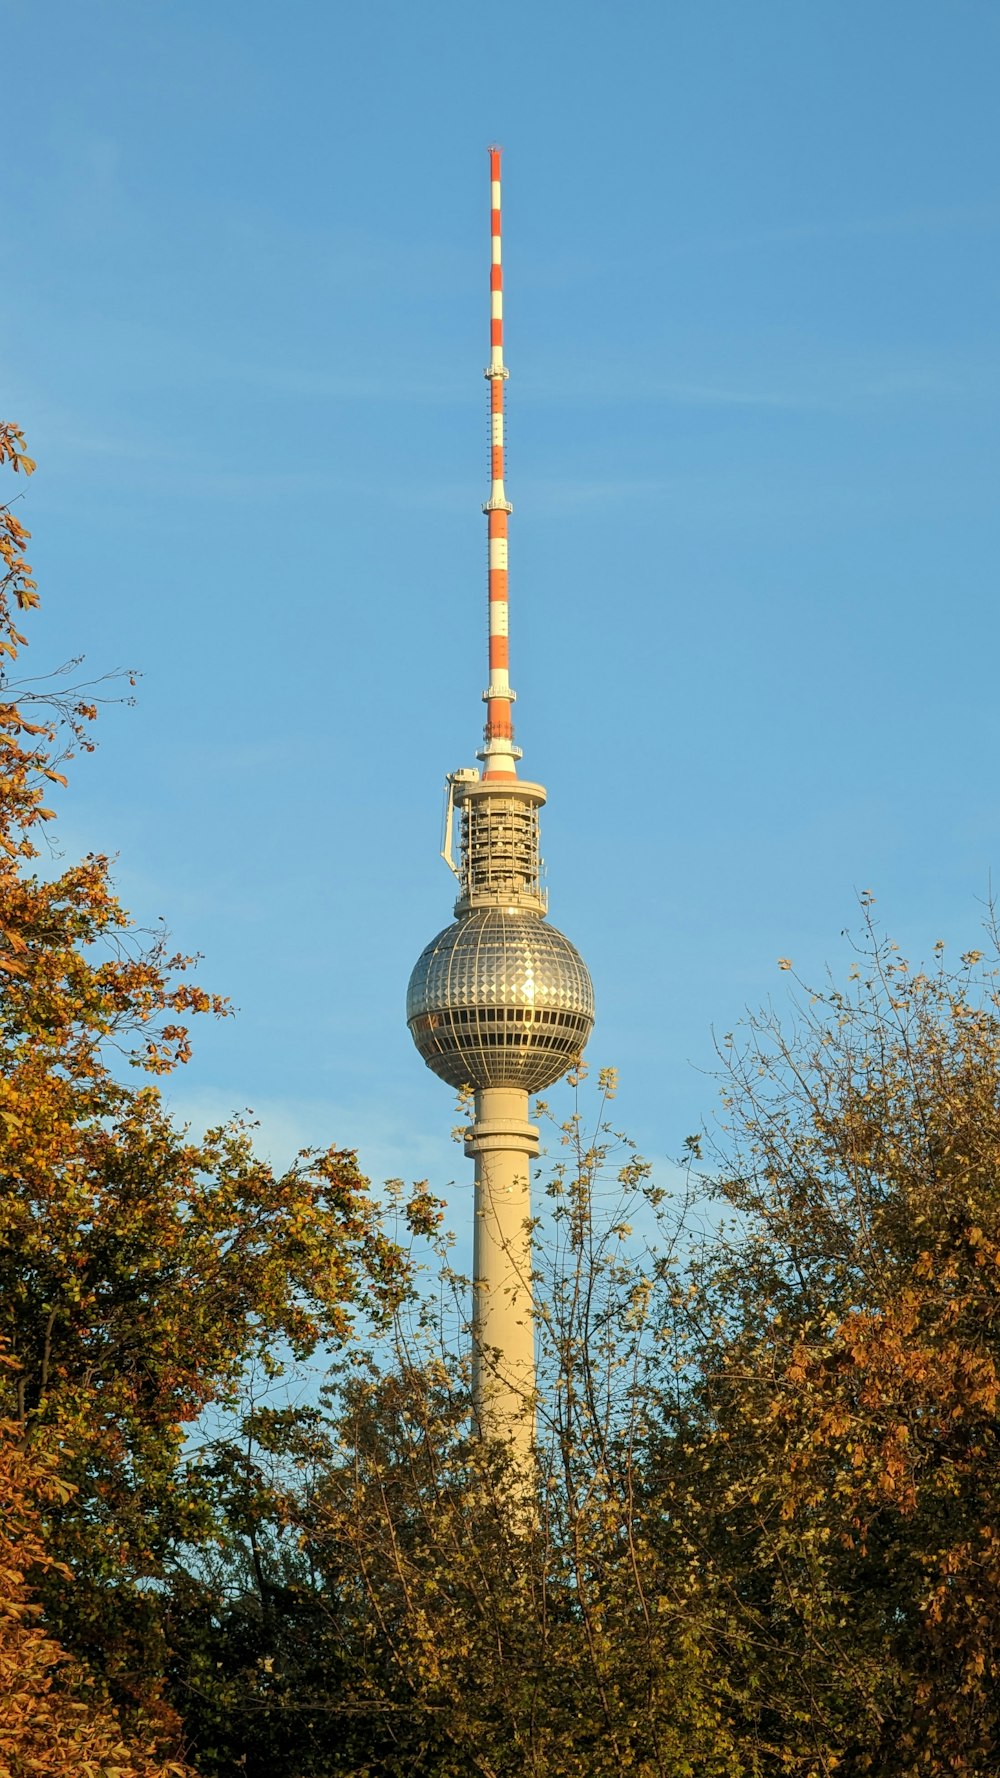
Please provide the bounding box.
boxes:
[645,912,1000,1774]
[260,923,1000,1777]
[222,1080,741,1778]
[0,1345,193,1778]
[12,413,1000,1775]
[0,422,409,1754]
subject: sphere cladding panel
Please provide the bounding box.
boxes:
[407,909,595,1091]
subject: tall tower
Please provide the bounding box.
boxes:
[407,149,594,1461]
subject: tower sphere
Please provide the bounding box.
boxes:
[407,907,594,1093]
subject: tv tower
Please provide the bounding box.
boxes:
[407,149,595,1460]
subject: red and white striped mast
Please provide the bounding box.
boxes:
[481,145,520,783]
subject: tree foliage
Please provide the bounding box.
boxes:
[663,919,1000,1773]
[177,1086,742,1778]
[256,930,1000,1778]
[0,424,408,1762]
[6,418,1000,1775]
[0,1355,192,1778]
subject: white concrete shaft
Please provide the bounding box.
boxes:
[465,1086,539,1460]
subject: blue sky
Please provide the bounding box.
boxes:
[4,0,999,1210]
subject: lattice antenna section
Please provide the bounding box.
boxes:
[453,778,547,915]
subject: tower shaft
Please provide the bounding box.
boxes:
[466,1086,539,1464]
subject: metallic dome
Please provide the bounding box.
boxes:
[407,908,594,1092]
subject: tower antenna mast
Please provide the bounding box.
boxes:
[482,145,519,783]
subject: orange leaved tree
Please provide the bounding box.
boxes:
[643,913,1000,1774]
[0,1348,193,1778]
[0,422,404,1752]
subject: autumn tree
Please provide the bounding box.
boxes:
[0,1346,194,1778]
[190,1081,742,1778]
[248,921,1000,1778]
[644,913,1000,1774]
[11,413,1000,1777]
[0,422,409,1755]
